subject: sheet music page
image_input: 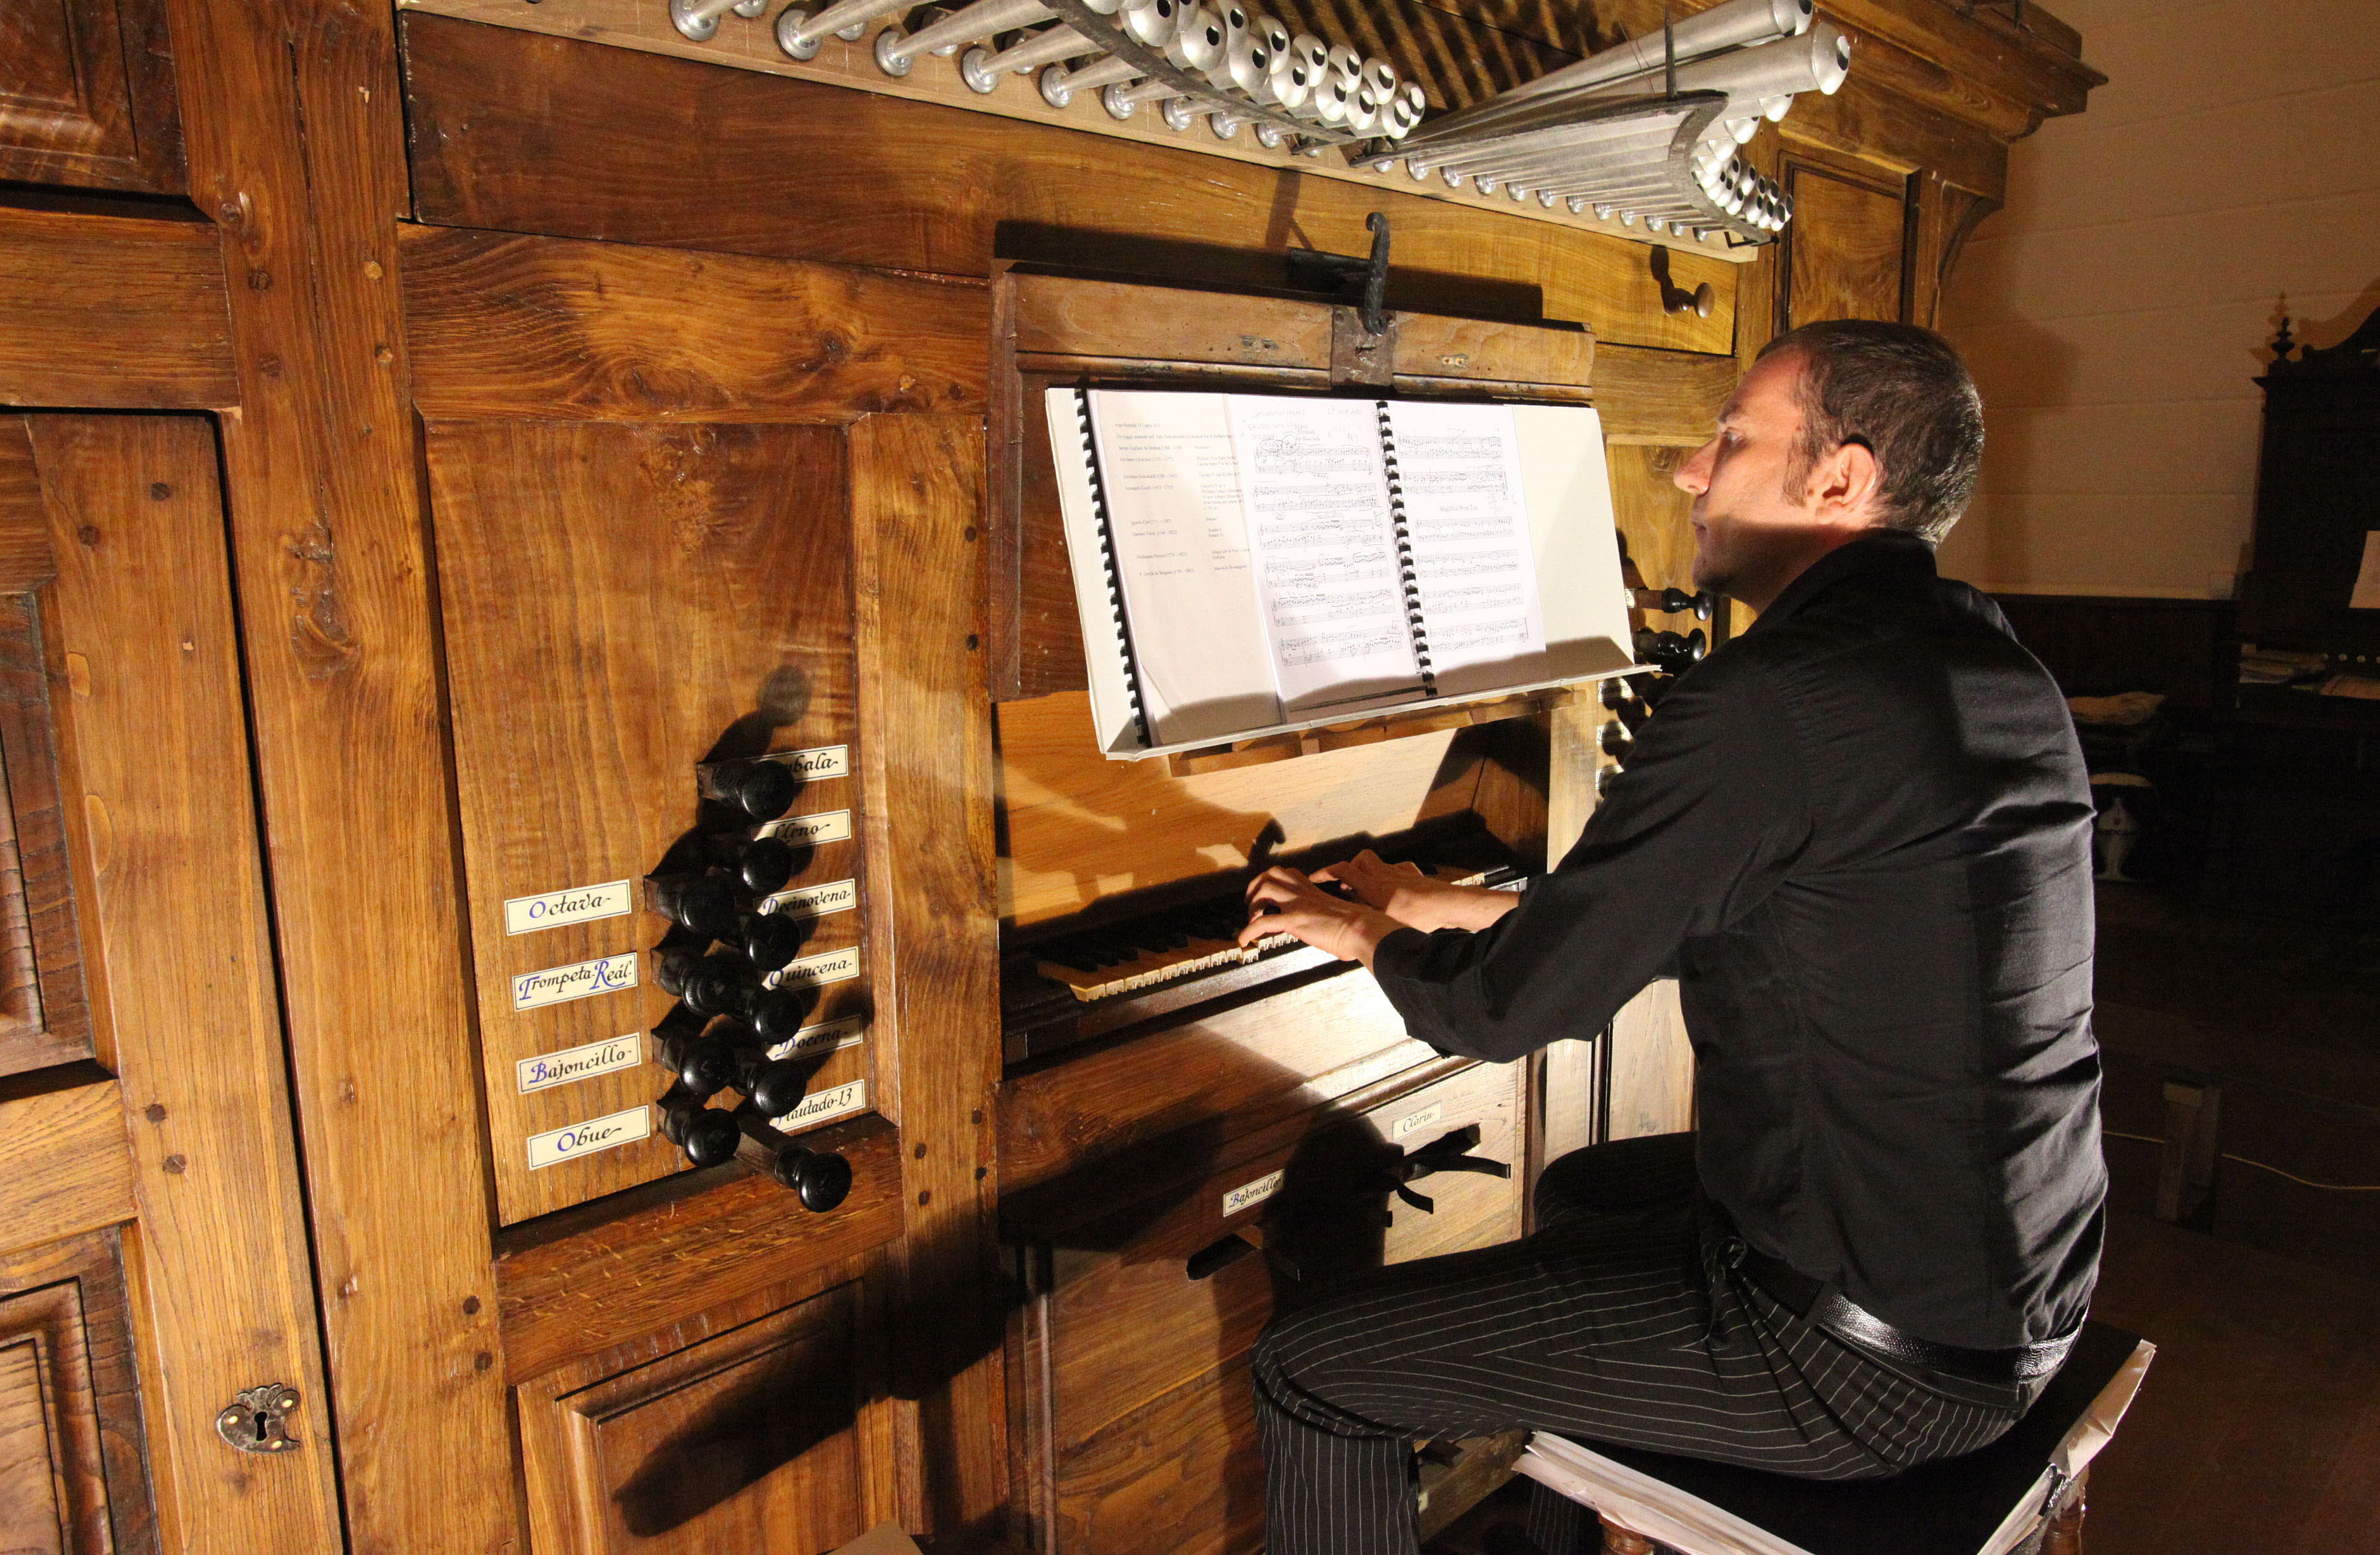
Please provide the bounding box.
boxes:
[1083,390,1283,744]
[1225,395,1424,713]
[1381,400,1552,695]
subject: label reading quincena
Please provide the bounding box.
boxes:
[1390,1101,1446,1141]
[526,1105,651,1169]
[770,745,850,782]
[760,809,853,846]
[512,952,639,1012]
[760,878,858,919]
[768,1014,868,1063]
[515,1033,641,1095]
[502,879,633,937]
[765,945,860,991]
[775,1078,867,1131]
[1221,1170,1285,1218]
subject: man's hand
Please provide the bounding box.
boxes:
[1239,866,1402,966]
[1312,849,1522,934]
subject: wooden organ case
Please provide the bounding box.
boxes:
[0,3,2098,1554]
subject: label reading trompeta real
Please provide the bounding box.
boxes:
[516,1033,641,1095]
[512,952,639,1012]
[775,1078,867,1131]
[1391,1102,1445,1141]
[768,1014,868,1063]
[769,746,850,782]
[765,946,861,991]
[502,879,634,936]
[1222,1170,1285,1218]
[760,878,858,919]
[760,808,853,846]
[526,1105,651,1169]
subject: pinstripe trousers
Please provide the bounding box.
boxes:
[1250,1133,2040,1555]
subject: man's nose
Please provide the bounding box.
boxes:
[1674,438,1716,495]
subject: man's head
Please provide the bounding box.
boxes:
[1673,320,1984,610]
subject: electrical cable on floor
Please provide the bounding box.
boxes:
[2099,1129,2380,1193]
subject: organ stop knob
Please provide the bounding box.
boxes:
[698,758,796,822]
[736,1115,854,1211]
[1633,627,1708,676]
[649,871,739,941]
[738,912,807,973]
[707,832,798,895]
[661,1094,742,1167]
[659,1028,742,1098]
[657,949,756,1019]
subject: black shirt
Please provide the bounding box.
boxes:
[1372,530,2106,1351]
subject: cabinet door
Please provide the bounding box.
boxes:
[1777,158,1913,328]
[0,415,338,1552]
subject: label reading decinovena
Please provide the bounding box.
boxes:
[770,745,850,781]
[765,945,861,990]
[1222,1170,1284,1218]
[516,1033,641,1094]
[1391,1102,1445,1141]
[761,809,853,846]
[502,879,633,936]
[769,1014,868,1063]
[526,1105,651,1169]
[776,1078,867,1131]
[512,952,639,1012]
[760,878,858,919]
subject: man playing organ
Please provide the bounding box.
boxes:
[1237,321,2108,1555]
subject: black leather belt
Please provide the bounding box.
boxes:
[1733,1243,2076,1387]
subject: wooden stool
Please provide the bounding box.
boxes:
[1514,1321,2153,1555]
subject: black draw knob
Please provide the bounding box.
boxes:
[739,912,805,973]
[709,832,796,896]
[657,950,756,1020]
[1633,627,1708,676]
[649,870,738,941]
[748,985,814,1046]
[661,1101,742,1168]
[661,1030,741,1098]
[740,1056,810,1119]
[774,1147,853,1213]
[700,758,796,823]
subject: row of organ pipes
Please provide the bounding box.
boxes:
[663,0,1849,242]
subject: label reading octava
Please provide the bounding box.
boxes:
[1391,1102,1445,1141]
[761,809,853,846]
[769,1014,868,1063]
[771,745,850,781]
[516,1033,641,1095]
[1222,1170,1285,1218]
[502,879,633,937]
[526,1105,651,1169]
[775,1078,867,1131]
[512,952,639,1012]
[765,946,861,991]
[760,878,857,919]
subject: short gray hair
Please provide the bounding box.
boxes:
[1757,320,1985,544]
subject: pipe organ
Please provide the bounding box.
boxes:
[0,3,2099,1553]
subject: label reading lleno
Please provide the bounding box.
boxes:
[771,745,849,781]
[765,945,860,991]
[1222,1169,1285,1218]
[502,879,633,937]
[760,878,858,919]
[516,1033,641,1095]
[512,952,638,1012]
[775,1078,867,1131]
[526,1105,651,1169]
[760,808,853,846]
[768,1014,867,1063]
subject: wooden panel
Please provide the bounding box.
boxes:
[0,0,182,193]
[1591,344,1738,446]
[1781,161,1910,330]
[519,1272,884,1555]
[1050,1353,1264,1555]
[398,224,990,422]
[0,1077,130,1258]
[0,1229,154,1555]
[399,14,1741,356]
[495,1115,904,1383]
[847,414,1008,1534]
[1606,443,1699,598]
[27,413,342,1548]
[1607,978,1693,1142]
[0,207,231,411]
[422,417,864,1224]
[1375,1061,1524,1266]
[131,5,516,1539]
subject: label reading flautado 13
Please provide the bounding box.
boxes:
[501,879,634,937]
[516,1032,641,1095]
[760,808,853,846]
[765,945,861,991]
[775,1078,867,1131]
[512,952,639,1012]
[768,1014,868,1063]
[526,1105,651,1169]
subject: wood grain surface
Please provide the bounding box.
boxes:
[0,0,183,193]
[0,1076,131,1258]
[0,1229,156,1555]
[0,205,230,410]
[1781,159,1911,330]
[400,224,989,423]
[1591,344,1739,446]
[1607,977,1694,1140]
[27,412,344,1552]
[156,0,515,1543]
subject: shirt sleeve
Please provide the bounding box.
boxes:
[1370,654,1810,1061]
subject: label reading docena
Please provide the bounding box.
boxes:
[768,1014,868,1063]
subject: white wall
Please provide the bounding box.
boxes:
[1934,0,2380,599]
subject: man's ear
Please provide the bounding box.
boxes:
[1806,439,1884,523]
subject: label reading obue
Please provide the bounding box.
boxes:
[1391,1102,1445,1142]
[775,1078,867,1131]
[774,745,850,781]
[512,952,639,1012]
[1222,1169,1285,1218]
[502,879,633,937]
[526,1105,651,1169]
[760,878,858,919]
[765,946,861,990]
[761,809,853,846]
[517,1033,641,1094]
[768,1014,868,1063]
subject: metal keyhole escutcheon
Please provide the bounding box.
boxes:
[216,1383,302,1453]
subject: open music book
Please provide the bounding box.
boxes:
[1048,388,1635,758]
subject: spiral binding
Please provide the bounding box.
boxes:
[1075,388,1155,750]
[1378,401,1438,696]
